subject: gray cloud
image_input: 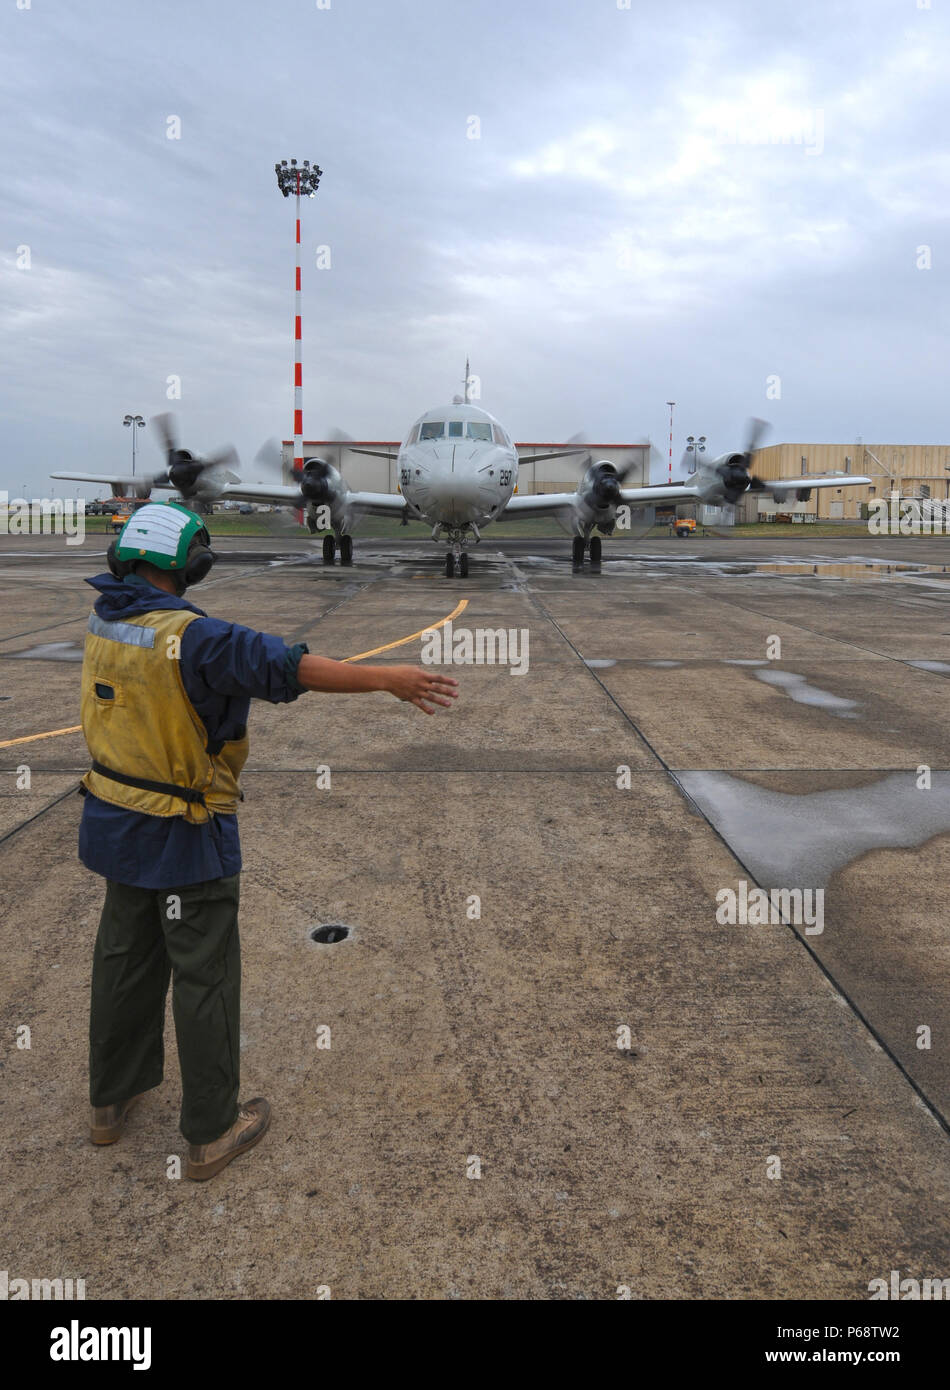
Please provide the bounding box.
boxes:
[1,0,947,495]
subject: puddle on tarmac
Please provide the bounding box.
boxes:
[721,560,950,580]
[754,668,859,717]
[5,642,83,661]
[677,770,950,888]
[584,658,617,668]
[907,660,950,674]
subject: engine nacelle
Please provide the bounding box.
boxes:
[167,449,228,502]
[713,452,752,503]
[299,456,344,506]
[583,460,623,510]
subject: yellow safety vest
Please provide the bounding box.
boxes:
[80,607,248,824]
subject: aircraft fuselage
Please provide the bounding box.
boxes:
[395,403,517,539]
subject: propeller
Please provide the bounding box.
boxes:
[247,436,348,533]
[151,413,240,502]
[571,437,660,540]
[250,436,284,480]
[584,439,656,508]
[714,418,770,503]
[243,437,306,531]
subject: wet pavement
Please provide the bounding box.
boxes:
[2,531,950,1299]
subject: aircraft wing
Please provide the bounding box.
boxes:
[515,447,592,465]
[206,481,300,503]
[502,484,700,520]
[344,489,409,517]
[50,471,162,490]
[755,474,873,495]
[178,480,409,518]
[347,445,594,466]
[346,447,400,462]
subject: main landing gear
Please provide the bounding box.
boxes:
[572,534,602,571]
[322,534,353,566]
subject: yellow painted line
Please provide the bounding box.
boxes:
[342,599,469,662]
[0,599,470,745]
[0,724,82,750]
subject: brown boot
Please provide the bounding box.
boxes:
[185,1098,271,1181]
[90,1092,146,1145]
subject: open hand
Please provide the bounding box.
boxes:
[385,665,460,714]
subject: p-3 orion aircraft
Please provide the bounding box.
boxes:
[53,404,870,578]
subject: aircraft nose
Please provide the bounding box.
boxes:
[446,471,486,523]
[430,448,486,524]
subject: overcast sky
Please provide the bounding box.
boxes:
[1,0,947,494]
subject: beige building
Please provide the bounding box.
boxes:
[738,443,950,522]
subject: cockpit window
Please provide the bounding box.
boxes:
[448,421,463,437]
[406,424,420,445]
[492,424,510,446]
[467,422,492,441]
[419,421,444,440]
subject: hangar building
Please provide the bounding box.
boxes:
[736,443,950,522]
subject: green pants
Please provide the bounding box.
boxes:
[89,875,241,1146]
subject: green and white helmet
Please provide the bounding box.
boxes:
[113,501,209,573]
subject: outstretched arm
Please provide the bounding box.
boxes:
[296,654,459,715]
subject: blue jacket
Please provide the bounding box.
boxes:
[79,572,308,889]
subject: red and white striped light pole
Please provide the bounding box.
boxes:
[275,158,322,478]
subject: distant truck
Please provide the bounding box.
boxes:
[105,497,147,532]
[673,517,697,537]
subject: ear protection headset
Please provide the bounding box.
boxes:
[107,527,216,593]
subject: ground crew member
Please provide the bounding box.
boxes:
[81,501,457,1179]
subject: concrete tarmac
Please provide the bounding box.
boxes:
[2,531,950,1299]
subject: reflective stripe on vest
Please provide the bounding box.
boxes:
[86,611,158,648]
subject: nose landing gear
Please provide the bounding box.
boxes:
[444,547,469,578]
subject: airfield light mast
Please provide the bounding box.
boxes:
[275,158,322,478]
[666,401,676,485]
[123,414,145,478]
[685,435,706,467]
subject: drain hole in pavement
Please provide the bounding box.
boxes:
[310,924,350,944]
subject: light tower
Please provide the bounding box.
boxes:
[275,158,322,479]
[123,413,145,477]
[685,434,706,468]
